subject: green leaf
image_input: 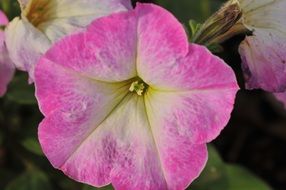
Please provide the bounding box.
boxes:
[0,0,10,14]
[189,20,202,39]
[21,138,43,156]
[191,145,228,190]
[82,185,114,190]
[6,73,37,105]
[5,170,52,190]
[225,164,272,190]
[191,145,271,190]
[155,0,223,24]
[0,169,15,188]
[207,43,224,53]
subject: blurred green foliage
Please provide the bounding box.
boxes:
[155,0,224,24]
[0,0,272,189]
[191,146,271,190]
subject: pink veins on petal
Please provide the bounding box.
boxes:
[35,3,239,190]
[0,10,14,96]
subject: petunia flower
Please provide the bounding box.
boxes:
[0,10,14,96]
[5,0,132,82]
[238,0,286,92]
[35,3,239,190]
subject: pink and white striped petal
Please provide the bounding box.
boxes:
[35,3,238,190]
[38,93,207,189]
[134,3,189,84]
[46,12,137,82]
[138,43,238,91]
[145,87,237,145]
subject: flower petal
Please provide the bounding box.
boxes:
[135,3,189,83]
[35,57,130,116]
[0,10,8,25]
[239,30,286,92]
[38,93,207,189]
[5,17,51,81]
[45,13,137,82]
[38,0,132,42]
[39,96,164,188]
[239,0,286,33]
[139,43,238,91]
[145,85,237,145]
[0,32,14,96]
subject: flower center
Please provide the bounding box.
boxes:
[24,0,53,28]
[129,80,148,96]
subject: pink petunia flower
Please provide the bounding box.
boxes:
[238,0,286,92]
[35,4,239,190]
[5,0,132,82]
[0,10,14,96]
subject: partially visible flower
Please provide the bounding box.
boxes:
[35,3,239,189]
[0,10,14,96]
[193,0,286,92]
[5,0,132,82]
[238,0,286,92]
[192,0,243,45]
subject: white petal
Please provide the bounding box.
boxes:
[37,0,132,42]
[5,17,51,81]
[239,0,286,33]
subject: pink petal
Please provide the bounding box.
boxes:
[0,10,8,26]
[39,96,167,188]
[138,43,238,91]
[134,3,189,84]
[38,92,207,189]
[145,88,237,145]
[239,30,286,92]
[35,57,131,116]
[45,12,137,82]
[0,30,14,96]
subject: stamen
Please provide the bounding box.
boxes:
[129,81,146,96]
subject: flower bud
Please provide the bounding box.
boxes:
[192,0,245,45]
